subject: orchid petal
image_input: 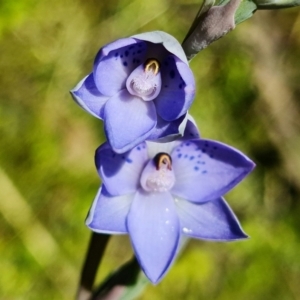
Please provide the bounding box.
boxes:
[146,140,181,160]
[70,74,109,119]
[95,142,148,196]
[132,31,188,64]
[147,114,200,142]
[94,39,148,96]
[171,140,255,203]
[127,189,180,283]
[104,89,157,153]
[86,186,133,234]
[182,115,200,139]
[155,55,195,121]
[175,197,248,240]
[147,114,186,142]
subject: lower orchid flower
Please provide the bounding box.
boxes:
[86,123,255,283]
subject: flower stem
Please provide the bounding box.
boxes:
[76,233,110,300]
[91,256,141,300]
[182,0,241,60]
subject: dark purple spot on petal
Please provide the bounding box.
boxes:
[185,142,190,146]
[122,156,125,160]
[138,44,142,48]
[126,158,133,163]
[210,155,214,158]
[170,70,175,79]
[137,50,142,54]
[121,54,123,58]
[164,85,168,88]
[178,84,183,89]
[194,166,199,171]
[123,61,128,66]
[137,146,141,151]
[132,59,136,63]
[202,170,207,174]
[202,149,206,153]
[178,153,182,158]
[176,148,180,152]
[213,146,218,150]
[190,156,195,160]
[197,155,201,158]
[184,154,188,158]
[125,50,129,57]
[129,46,134,49]
[133,52,136,55]
[114,52,119,57]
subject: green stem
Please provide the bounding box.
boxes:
[76,233,110,300]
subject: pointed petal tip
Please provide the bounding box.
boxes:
[232,230,249,241]
[249,160,256,171]
[70,86,79,100]
[239,230,250,240]
[183,229,249,242]
[70,75,108,119]
[69,89,77,102]
[243,158,256,178]
[133,250,171,285]
[139,258,169,285]
[127,191,179,286]
[146,273,163,285]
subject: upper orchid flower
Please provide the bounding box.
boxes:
[86,121,255,283]
[71,31,195,153]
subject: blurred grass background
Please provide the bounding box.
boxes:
[0,0,300,299]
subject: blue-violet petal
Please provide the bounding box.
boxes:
[70,74,109,119]
[127,189,180,284]
[175,196,248,240]
[86,186,133,234]
[94,39,148,97]
[171,140,255,203]
[155,55,195,121]
[104,89,157,153]
[95,142,148,196]
[132,31,188,64]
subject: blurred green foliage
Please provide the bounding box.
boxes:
[0,0,300,299]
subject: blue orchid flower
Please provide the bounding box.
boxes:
[86,121,255,283]
[71,31,195,153]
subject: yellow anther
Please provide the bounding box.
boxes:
[154,153,172,170]
[144,58,160,75]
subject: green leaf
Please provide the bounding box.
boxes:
[254,0,300,9]
[92,238,190,300]
[119,275,149,300]
[235,0,257,24]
